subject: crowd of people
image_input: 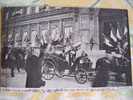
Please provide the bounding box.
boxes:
[2,47,45,88]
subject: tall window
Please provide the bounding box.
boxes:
[22,31,29,47]
[79,15,91,47]
[14,27,22,47]
[40,22,49,45]
[51,25,60,41]
[64,26,72,45]
[40,30,49,45]
[50,21,61,42]
[30,24,40,47]
[31,30,38,47]
[14,32,21,47]
[63,18,73,45]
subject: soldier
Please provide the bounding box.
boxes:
[25,48,45,88]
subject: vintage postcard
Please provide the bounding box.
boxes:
[0,6,132,89]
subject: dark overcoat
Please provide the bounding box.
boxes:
[25,55,45,88]
[92,57,111,87]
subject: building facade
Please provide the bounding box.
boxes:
[2,7,129,57]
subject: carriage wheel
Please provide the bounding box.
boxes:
[75,69,87,84]
[41,60,55,81]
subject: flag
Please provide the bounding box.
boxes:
[124,26,128,35]
[116,28,121,40]
[110,29,117,42]
[104,37,113,47]
[123,42,128,49]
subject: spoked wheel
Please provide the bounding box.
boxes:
[41,60,55,81]
[75,69,87,84]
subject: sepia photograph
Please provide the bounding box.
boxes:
[0,6,132,88]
